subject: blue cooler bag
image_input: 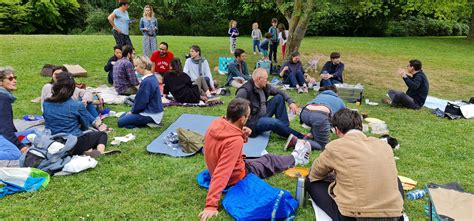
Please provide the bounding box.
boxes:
[223,173,298,220]
[218,57,234,75]
[256,59,271,75]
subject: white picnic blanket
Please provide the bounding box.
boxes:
[86,85,127,105]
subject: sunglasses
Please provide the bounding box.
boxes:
[4,76,17,81]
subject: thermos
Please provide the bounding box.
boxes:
[295,177,306,207]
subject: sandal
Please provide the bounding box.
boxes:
[103,149,122,156]
[98,123,113,133]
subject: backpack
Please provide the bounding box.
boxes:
[19,130,78,175]
[218,57,234,75]
[176,128,204,154]
[256,59,271,75]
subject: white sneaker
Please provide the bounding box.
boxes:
[292,140,311,166]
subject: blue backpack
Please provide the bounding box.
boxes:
[223,173,298,220]
[218,57,234,75]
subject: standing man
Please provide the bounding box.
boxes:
[236,68,303,140]
[150,42,174,75]
[107,0,133,48]
[198,98,311,221]
[226,48,250,88]
[306,109,404,221]
[320,52,344,86]
[384,59,429,109]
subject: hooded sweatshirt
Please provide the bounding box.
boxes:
[204,117,247,211]
[0,87,22,149]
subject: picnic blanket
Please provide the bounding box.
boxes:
[86,85,127,105]
[13,119,45,132]
[426,183,473,221]
[0,167,50,198]
[147,114,271,157]
[162,97,224,108]
[424,96,451,110]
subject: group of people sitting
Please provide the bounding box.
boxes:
[1,42,429,220]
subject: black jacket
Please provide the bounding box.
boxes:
[236,79,294,136]
[0,94,22,149]
[404,71,429,107]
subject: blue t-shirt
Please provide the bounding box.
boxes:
[113,9,130,35]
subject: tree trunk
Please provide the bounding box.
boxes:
[469,4,474,40]
[277,0,315,61]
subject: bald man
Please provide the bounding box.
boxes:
[235,68,303,139]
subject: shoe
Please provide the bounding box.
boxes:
[206,95,221,103]
[103,149,122,156]
[253,52,256,55]
[297,87,304,93]
[292,140,311,166]
[147,123,162,128]
[303,86,309,93]
[382,98,392,105]
[284,134,298,151]
[83,150,101,159]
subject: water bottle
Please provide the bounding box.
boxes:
[406,189,427,200]
[295,177,306,207]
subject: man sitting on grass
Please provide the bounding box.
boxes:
[235,68,303,139]
[384,59,429,109]
[113,45,139,95]
[199,98,311,221]
[306,109,404,221]
[226,48,250,88]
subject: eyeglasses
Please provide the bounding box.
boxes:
[4,76,17,81]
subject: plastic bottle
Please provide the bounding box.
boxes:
[406,189,427,200]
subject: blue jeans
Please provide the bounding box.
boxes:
[300,108,330,150]
[320,78,341,86]
[253,39,261,53]
[255,94,303,139]
[0,135,21,160]
[118,113,154,129]
[86,102,99,118]
[283,70,305,88]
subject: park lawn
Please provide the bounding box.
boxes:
[0,35,473,220]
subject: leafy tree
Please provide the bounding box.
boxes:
[469,2,474,39]
[0,0,32,33]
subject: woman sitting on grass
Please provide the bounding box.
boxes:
[41,65,99,119]
[0,67,29,160]
[43,72,112,158]
[163,58,212,103]
[118,55,163,128]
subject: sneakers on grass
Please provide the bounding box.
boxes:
[284,134,298,151]
[292,140,311,166]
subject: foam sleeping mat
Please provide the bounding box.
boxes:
[147,114,271,157]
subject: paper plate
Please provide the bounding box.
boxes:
[398,175,417,190]
[284,167,309,178]
[364,117,385,123]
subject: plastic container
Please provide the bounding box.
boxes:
[295,177,306,207]
[406,189,427,200]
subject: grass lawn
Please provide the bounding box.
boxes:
[0,35,473,219]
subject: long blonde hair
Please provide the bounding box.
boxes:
[143,5,155,19]
[229,20,237,28]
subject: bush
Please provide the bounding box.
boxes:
[83,9,110,34]
[385,21,409,37]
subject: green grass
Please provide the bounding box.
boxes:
[0,35,473,219]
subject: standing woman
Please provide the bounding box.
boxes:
[108,0,133,48]
[139,5,158,58]
[278,23,289,60]
[0,67,28,160]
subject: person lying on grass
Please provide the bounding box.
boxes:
[43,72,112,158]
[41,65,99,119]
[118,55,163,128]
[306,109,405,221]
[199,98,311,221]
[383,59,429,110]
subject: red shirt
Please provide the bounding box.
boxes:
[150,51,174,74]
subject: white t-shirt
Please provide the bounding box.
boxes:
[278,30,289,45]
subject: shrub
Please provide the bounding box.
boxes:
[83,9,110,34]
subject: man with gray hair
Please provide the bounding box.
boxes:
[235,68,303,140]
